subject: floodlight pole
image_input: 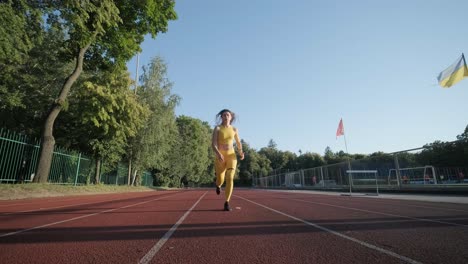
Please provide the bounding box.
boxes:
[134,53,140,94]
[375,171,379,195]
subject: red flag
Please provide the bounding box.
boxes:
[336,118,344,139]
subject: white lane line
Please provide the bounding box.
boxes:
[317,218,468,226]
[1,199,118,215]
[338,197,468,214]
[390,204,468,213]
[0,196,97,208]
[1,193,161,215]
[139,191,207,264]
[291,198,468,228]
[0,192,182,238]
[237,195,423,264]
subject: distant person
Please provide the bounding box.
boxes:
[312,175,317,185]
[402,175,409,184]
[459,171,465,183]
[424,174,431,183]
[212,109,244,211]
[16,160,28,184]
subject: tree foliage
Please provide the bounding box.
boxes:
[0,0,47,113]
[129,56,180,177]
[0,27,72,135]
[157,116,212,187]
[56,68,149,182]
[237,140,271,185]
[31,0,176,182]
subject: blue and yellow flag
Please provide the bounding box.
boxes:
[437,53,468,88]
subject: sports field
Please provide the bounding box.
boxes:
[1,189,467,264]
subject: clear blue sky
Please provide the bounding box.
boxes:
[127,0,468,155]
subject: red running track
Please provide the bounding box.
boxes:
[1,189,468,264]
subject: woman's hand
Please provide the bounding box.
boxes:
[239,152,245,160]
[216,152,225,162]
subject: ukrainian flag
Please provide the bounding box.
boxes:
[437,53,468,88]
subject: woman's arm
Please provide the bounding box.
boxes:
[212,126,224,161]
[234,127,245,160]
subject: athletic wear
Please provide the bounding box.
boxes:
[215,125,237,203]
[217,125,236,149]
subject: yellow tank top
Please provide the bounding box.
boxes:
[217,125,235,145]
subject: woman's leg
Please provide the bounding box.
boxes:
[224,157,237,202]
[215,158,226,189]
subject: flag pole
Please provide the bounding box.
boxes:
[343,132,352,195]
[463,53,467,70]
[343,133,349,154]
[336,118,353,195]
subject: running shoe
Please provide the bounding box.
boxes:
[224,201,231,211]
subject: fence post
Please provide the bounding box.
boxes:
[300,170,305,187]
[320,167,324,187]
[394,154,401,188]
[74,153,82,186]
[115,164,119,185]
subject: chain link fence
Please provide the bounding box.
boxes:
[254,148,467,192]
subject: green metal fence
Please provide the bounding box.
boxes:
[101,163,129,185]
[141,171,153,187]
[0,128,39,183]
[0,128,154,187]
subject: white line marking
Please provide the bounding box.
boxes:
[318,218,468,226]
[338,197,468,213]
[1,199,118,215]
[0,196,96,208]
[0,193,160,215]
[237,195,423,264]
[139,191,207,264]
[0,193,181,238]
[291,198,468,228]
[391,203,468,213]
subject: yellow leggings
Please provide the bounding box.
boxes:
[215,151,237,202]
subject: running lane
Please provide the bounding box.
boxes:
[235,190,468,264]
[146,189,417,264]
[2,189,467,264]
[0,190,197,263]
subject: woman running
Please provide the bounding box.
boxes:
[212,109,244,211]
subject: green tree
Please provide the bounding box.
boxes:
[55,68,149,183]
[282,151,297,171]
[0,0,58,129]
[324,146,349,164]
[267,139,277,149]
[418,140,466,167]
[456,125,468,167]
[1,26,72,136]
[296,152,325,170]
[163,116,212,187]
[414,125,468,168]
[259,141,290,171]
[0,0,44,103]
[128,56,180,185]
[237,140,272,185]
[34,0,177,183]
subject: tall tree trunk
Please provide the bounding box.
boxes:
[33,44,92,183]
[127,159,132,185]
[131,169,138,186]
[94,158,101,184]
